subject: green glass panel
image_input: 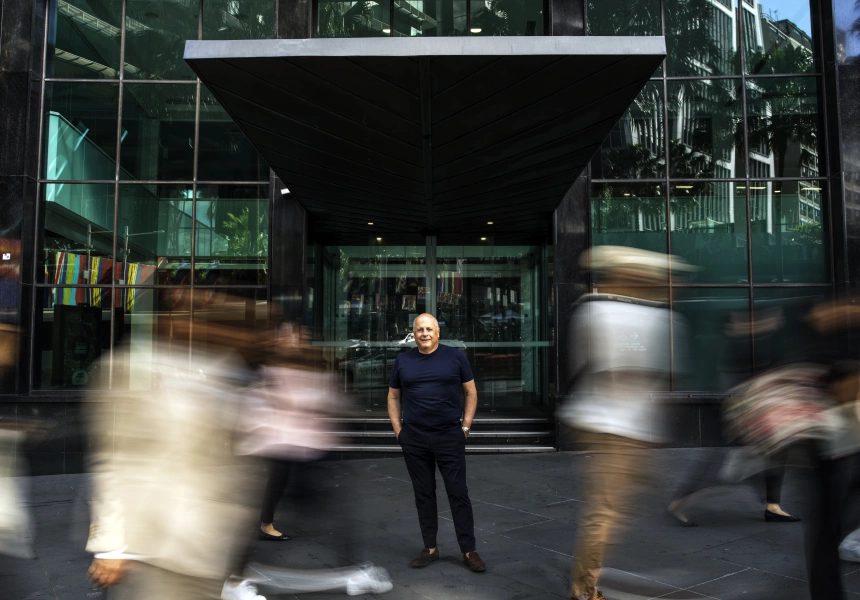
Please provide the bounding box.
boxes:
[110,287,188,390]
[120,84,197,181]
[750,180,828,283]
[197,88,270,181]
[194,185,269,285]
[48,0,123,79]
[43,82,119,181]
[590,182,668,283]
[743,0,816,74]
[586,0,660,36]
[392,1,466,36]
[592,81,665,180]
[470,0,543,36]
[670,182,748,283]
[752,287,833,369]
[672,288,750,391]
[318,1,390,37]
[117,184,194,285]
[202,0,275,39]
[35,287,112,390]
[746,76,822,179]
[42,183,115,285]
[124,0,198,79]
[665,0,740,76]
[667,79,745,179]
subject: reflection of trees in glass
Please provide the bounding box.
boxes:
[203,0,274,40]
[597,83,664,179]
[747,40,813,75]
[592,183,665,233]
[222,207,267,259]
[124,1,198,79]
[746,78,818,180]
[585,0,660,36]
[319,1,385,38]
[665,0,738,76]
[601,145,662,179]
[667,78,743,178]
[471,0,543,36]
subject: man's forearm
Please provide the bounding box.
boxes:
[462,392,478,428]
[387,394,403,436]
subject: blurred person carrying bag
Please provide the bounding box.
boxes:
[724,363,839,458]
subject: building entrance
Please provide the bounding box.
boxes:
[308,237,550,414]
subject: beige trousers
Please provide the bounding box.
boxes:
[111,562,223,600]
[570,432,649,600]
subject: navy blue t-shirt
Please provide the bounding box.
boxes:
[389,344,474,434]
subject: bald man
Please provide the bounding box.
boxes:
[387,314,485,573]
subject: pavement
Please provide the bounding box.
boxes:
[1,448,857,600]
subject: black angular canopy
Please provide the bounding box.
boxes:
[184,36,665,242]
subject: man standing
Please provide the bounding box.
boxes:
[387,314,486,573]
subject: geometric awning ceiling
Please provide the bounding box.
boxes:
[185,36,665,242]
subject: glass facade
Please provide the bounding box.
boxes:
[16,0,840,406]
[589,0,830,392]
[318,1,544,37]
[37,0,274,390]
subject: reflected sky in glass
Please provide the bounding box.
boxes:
[758,0,812,35]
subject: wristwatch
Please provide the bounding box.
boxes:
[462,426,471,436]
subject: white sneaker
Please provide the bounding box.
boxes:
[840,541,860,563]
[221,579,266,600]
[345,564,394,596]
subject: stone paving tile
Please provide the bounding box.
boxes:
[685,567,812,599]
[4,451,852,599]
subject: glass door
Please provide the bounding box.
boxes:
[308,238,550,412]
[436,244,548,411]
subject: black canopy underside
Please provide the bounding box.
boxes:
[185,36,665,243]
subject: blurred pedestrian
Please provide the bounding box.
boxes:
[387,313,485,573]
[85,292,266,600]
[559,246,691,600]
[237,321,393,597]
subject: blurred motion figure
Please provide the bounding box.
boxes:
[559,246,691,600]
[85,291,265,600]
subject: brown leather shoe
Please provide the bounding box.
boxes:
[411,548,439,568]
[463,551,486,572]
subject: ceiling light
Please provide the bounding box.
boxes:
[750,186,767,189]
[470,28,482,33]
[676,185,694,189]
[736,186,746,189]
[376,237,382,241]
[487,221,493,225]
[480,237,487,241]
[774,190,781,193]
[802,186,822,191]
[383,28,390,33]
[280,187,290,195]
[367,222,374,225]
[623,193,631,196]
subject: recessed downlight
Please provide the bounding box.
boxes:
[367,222,374,225]
[376,237,382,241]
[480,237,487,241]
[470,28,482,33]
[676,185,694,189]
[487,221,493,225]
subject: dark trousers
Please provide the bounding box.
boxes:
[261,459,292,524]
[399,425,476,554]
[806,451,857,600]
